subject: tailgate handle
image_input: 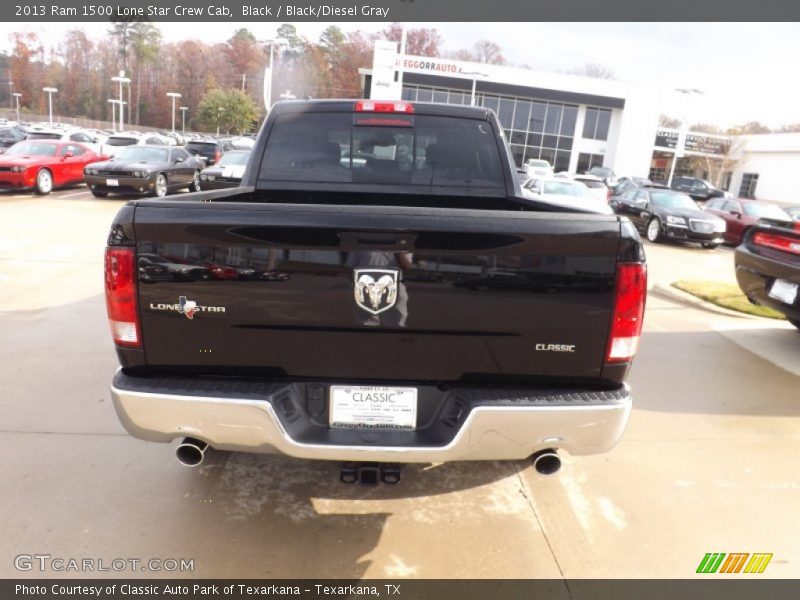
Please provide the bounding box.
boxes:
[339,232,416,250]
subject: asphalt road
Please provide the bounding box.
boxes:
[1,187,798,579]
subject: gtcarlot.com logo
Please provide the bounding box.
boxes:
[14,554,194,573]
[696,552,772,574]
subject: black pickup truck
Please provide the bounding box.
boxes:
[105,100,646,479]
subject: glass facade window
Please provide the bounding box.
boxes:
[582,107,611,141]
[401,84,581,169]
[577,152,605,173]
[739,173,759,199]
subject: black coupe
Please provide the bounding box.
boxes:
[84,145,204,198]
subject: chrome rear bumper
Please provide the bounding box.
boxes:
[111,371,632,463]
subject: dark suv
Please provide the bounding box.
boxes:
[671,176,728,202]
[0,126,26,150]
[185,139,223,166]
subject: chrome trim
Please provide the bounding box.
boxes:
[110,378,632,462]
[689,218,715,233]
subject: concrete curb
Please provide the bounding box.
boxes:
[649,282,769,321]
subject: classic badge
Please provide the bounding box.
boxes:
[354,269,399,315]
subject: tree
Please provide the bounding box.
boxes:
[379,23,442,57]
[725,121,772,135]
[567,63,614,79]
[8,32,42,111]
[225,28,262,93]
[684,138,746,189]
[130,22,161,125]
[659,114,682,128]
[689,123,723,134]
[471,40,506,65]
[196,88,258,134]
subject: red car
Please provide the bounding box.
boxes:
[703,197,791,245]
[0,140,107,195]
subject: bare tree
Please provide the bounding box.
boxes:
[659,114,682,128]
[567,63,614,79]
[685,138,747,188]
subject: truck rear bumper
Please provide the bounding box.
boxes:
[110,370,632,462]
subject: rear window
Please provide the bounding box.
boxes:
[259,112,504,188]
[107,137,138,147]
[27,132,61,140]
[575,178,606,189]
[186,142,218,153]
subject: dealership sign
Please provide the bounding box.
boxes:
[655,129,731,156]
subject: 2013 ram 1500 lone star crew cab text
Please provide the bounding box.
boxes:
[106,100,646,478]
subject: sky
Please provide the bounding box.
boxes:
[2,22,799,128]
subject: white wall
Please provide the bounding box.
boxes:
[730,133,800,201]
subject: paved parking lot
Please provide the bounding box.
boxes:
[1,188,798,579]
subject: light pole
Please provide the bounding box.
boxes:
[666,88,704,187]
[460,71,488,106]
[111,71,131,131]
[279,90,296,101]
[166,92,181,133]
[216,106,223,136]
[107,99,125,132]
[179,106,188,134]
[12,93,21,122]
[42,87,57,125]
[259,37,285,111]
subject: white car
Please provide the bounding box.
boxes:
[572,174,609,204]
[23,126,105,155]
[521,177,613,214]
[525,158,553,178]
[103,132,170,157]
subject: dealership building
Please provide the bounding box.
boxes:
[360,48,798,205]
[362,48,662,177]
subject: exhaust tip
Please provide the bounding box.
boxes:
[532,449,561,475]
[176,437,208,468]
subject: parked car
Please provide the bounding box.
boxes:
[0,126,27,151]
[610,187,726,248]
[199,150,251,190]
[185,138,223,166]
[587,165,617,186]
[524,158,553,177]
[670,176,729,202]
[572,173,609,203]
[522,176,613,214]
[220,136,256,151]
[703,197,791,245]
[735,218,800,329]
[782,205,800,221]
[24,127,104,155]
[0,140,107,194]
[103,132,170,157]
[611,177,655,196]
[84,145,204,198]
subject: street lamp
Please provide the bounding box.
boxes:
[42,87,57,125]
[461,71,488,106]
[179,106,188,135]
[666,88,704,187]
[279,90,296,101]
[111,71,131,131]
[12,92,21,123]
[166,92,181,133]
[107,99,125,132]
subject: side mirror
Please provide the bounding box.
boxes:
[175,157,184,164]
[61,152,73,160]
[731,210,742,219]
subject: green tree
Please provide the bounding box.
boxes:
[196,88,258,135]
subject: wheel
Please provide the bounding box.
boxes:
[788,318,800,330]
[34,169,53,195]
[701,243,719,249]
[91,190,108,198]
[189,170,201,192]
[153,173,168,197]
[646,218,662,243]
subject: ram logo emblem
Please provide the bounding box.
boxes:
[354,269,399,315]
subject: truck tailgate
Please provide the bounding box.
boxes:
[133,202,622,383]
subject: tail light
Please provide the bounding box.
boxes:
[606,262,647,363]
[214,150,221,164]
[105,247,140,348]
[753,231,800,256]
[355,100,414,114]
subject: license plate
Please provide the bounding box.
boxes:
[768,279,798,304]
[106,178,119,186]
[329,386,417,431]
